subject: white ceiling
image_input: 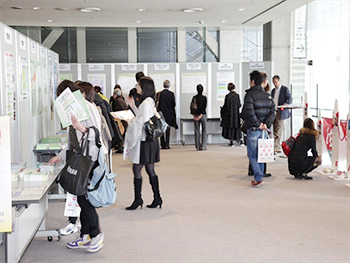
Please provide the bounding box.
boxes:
[0,0,313,28]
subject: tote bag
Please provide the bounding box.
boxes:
[58,128,96,196]
[258,132,274,163]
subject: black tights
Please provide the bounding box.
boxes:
[133,163,156,179]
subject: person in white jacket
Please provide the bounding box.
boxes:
[124,76,163,210]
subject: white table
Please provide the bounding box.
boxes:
[6,174,61,263]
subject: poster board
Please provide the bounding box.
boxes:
[0,24,20,161]
[82,64,112,99]
[0,116,12,233]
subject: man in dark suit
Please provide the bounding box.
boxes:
[157,80,178,149]
[271,75,293,153]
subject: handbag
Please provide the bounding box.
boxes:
[190,97,197,115]
[58,127,96,196]
[87,149,117,208]
[282,133,299,156]
[257,131,274,163]
[145,100,168,142]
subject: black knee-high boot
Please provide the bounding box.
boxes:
[147,176,163,209]
[125,178,143,210]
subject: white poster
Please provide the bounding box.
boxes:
[30,60,38,116]
[4,52,16,120]
[217,72,234,100]
[116,73,136,94]
[149,73,175,93]
[19,56,30,101]
[0,116,12,232]
[181,73,207,94]
[87,74,106,93]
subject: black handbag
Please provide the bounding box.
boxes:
[190,97,197,115]
[58,127,96,196]
[145,111,168,142]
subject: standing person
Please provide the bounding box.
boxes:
[49,80,105,252]
[124,76,163,210]
[271,75,293,154]
[242,71,275,187]
[220,82,242,147]
[157,80,178,149]
[288,118,322,180]
[128,71,145,109]
[111,87,128,153]
[247,72,272,177]
[191,84,207,151]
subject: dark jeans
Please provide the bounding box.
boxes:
[160,126,171,149]
[78,195,100,238]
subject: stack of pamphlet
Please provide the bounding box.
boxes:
[35,162,55,172]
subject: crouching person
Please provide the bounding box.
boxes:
[288,118,322,180]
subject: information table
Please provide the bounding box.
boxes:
[6,173,61,263]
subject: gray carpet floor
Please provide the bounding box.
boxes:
[2,144,350,263]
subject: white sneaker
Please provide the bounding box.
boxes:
[66,234,91,249]
[87,233,104,253]
[60,221,79,236]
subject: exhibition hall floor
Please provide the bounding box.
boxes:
[2,144,350,263]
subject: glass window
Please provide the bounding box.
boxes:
[186,27,219,62]
[137,28,177,62]
[242,26,263,62]
[86,28,128,63]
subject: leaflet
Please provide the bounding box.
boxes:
[110,110,134,121]
[54,88,90,128]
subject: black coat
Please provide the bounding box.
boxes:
[241,85,275,129]
[288,127,318,176]
[191,94,207,116]
[157,89,178,129]
[220,91,241,129]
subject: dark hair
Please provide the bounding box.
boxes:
[249,70,263,86]
[264,83,270,92]
[56,80,78,97]
[94,86,102,93]
[261,72,268,82]
[74,80,82,85]
[304,118,315,130]
[272,75,280,81]
[227,83,235,91]
[77,82,95,102]
[139,77,156,102]
[135,71,145,82]
[196,84,204,94]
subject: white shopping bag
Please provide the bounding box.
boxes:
[258,132,275,163]
[64,192,81,217]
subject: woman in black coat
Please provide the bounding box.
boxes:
[220,83,242,146]
[288,118,322,180]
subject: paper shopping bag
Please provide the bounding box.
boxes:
[64,192,81,217]
[258,132,274,163]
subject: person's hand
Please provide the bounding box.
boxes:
[259,123,267,131]
[49,155,62,165]
[71,114,87,134]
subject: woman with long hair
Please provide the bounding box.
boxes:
[288,118,322,179]
[124,76,162,210]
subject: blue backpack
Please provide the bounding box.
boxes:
[87,149,117,208]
